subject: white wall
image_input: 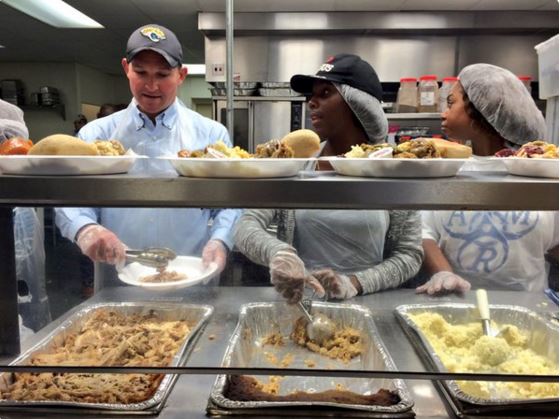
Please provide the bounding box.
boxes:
[178,75,212,109]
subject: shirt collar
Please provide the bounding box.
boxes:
[130,98,179,131]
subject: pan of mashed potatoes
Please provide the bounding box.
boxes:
[395,303,558,407]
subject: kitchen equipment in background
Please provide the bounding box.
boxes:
[418,75,439,113]
[395,78,418,113]
[210,82,259,96]
[535,35,559,145]
[39,86,60,106]
[213,96,309,152]
[395,126,430,143]
[439,77,458,112]
[0,79,25,106]
[259,82,301,97]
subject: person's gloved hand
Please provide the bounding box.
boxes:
[76,224,126,265]
[415,271,471,295]
[269,250,325,304]
[202,239,228,279]
[312,269,358,300]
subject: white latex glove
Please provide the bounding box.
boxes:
[415,271,471,295]
[269,250,325,304]
[312,269,358,300]
[76,224,126,265]
[202,239,227,279]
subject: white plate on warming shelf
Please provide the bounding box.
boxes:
[161,157,316,178]
[117,256,219,291]
[0,154,144,176]
[322,157,468,178]
[489,157,559,178]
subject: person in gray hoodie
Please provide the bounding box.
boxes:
[234,54,423,304]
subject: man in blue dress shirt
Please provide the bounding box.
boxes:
[55,24,240,289]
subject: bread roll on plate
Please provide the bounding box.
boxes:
[417,137,472,158]
[281,129,320,158]
[28,134,98,156]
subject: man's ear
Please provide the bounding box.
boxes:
[121,58,129,74]
[178,65,188,82]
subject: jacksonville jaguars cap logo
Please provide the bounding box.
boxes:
[140,26,166,43]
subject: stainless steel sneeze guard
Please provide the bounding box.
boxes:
[0,302,213,413]
[394,303,559,408]
[209,301,414,415]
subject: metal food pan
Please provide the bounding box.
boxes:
[0,302,213,413]
[395,303,558,408]
[210,302,414,415]
[258,88,301,97]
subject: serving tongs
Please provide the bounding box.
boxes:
[125,247,177,269]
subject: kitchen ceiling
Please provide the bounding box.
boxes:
[0,0,557,75]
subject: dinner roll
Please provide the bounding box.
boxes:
[28,134,98,156]
[280,129,320,158]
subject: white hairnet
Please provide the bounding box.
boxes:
[334,83,388,144]
[458,63,546,145]
[0,99,29,140]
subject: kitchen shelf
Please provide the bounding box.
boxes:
[386,112,440,120]
[20,104,66,120]
[0,171,556,210]
[212,95,305,101]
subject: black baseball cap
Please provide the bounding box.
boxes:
[126,24,183,68]
[290,54,383,101]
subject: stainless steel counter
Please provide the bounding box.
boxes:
[0,171,557,210]
[1,287,557,418]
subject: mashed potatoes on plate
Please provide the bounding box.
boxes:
[409,312,558,400]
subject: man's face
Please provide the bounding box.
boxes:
[121,50,187,119]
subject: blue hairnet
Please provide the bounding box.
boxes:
[458,64,546,145]
[334,83,388,144]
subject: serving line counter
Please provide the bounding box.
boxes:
[0,287,557,419]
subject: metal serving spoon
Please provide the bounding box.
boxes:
[125,247,177,270]
[298,298,336,344]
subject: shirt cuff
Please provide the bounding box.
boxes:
[68,216,98,242]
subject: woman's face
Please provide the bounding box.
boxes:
[441,82,475,142]
[307,81,354,140]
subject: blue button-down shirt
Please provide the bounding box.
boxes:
[55,98,240,256]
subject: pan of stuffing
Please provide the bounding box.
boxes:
[208,302,414,416]
[0,302,213,413]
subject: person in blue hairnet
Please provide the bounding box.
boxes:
[417,63,558,294]
[55,24,240,290]
[235,54,423,304]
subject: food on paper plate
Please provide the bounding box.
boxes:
[140,269,187,283]
[0,137,33,155]
[344,138,472,159]
[177,129,320,159]
[495,140,558,159]
[28,134,127,156]
[280,129,321,158]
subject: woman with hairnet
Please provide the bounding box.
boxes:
[417,63,558,294]
[234,54,423,303]
[0,99,51,338]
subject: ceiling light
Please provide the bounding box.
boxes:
[183,64,206,75]
[0,0,103,28]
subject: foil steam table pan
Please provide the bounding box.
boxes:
[0,302,213,413]
[209,302,414,416]
[395,303,559,411]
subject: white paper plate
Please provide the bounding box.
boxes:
[490,157,559,178]
[0,155,143,175]
[118,256,218,291]
[323,157,468,178]
[162,157,315,178]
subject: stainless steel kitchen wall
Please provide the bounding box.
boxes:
[201,11,558,82]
